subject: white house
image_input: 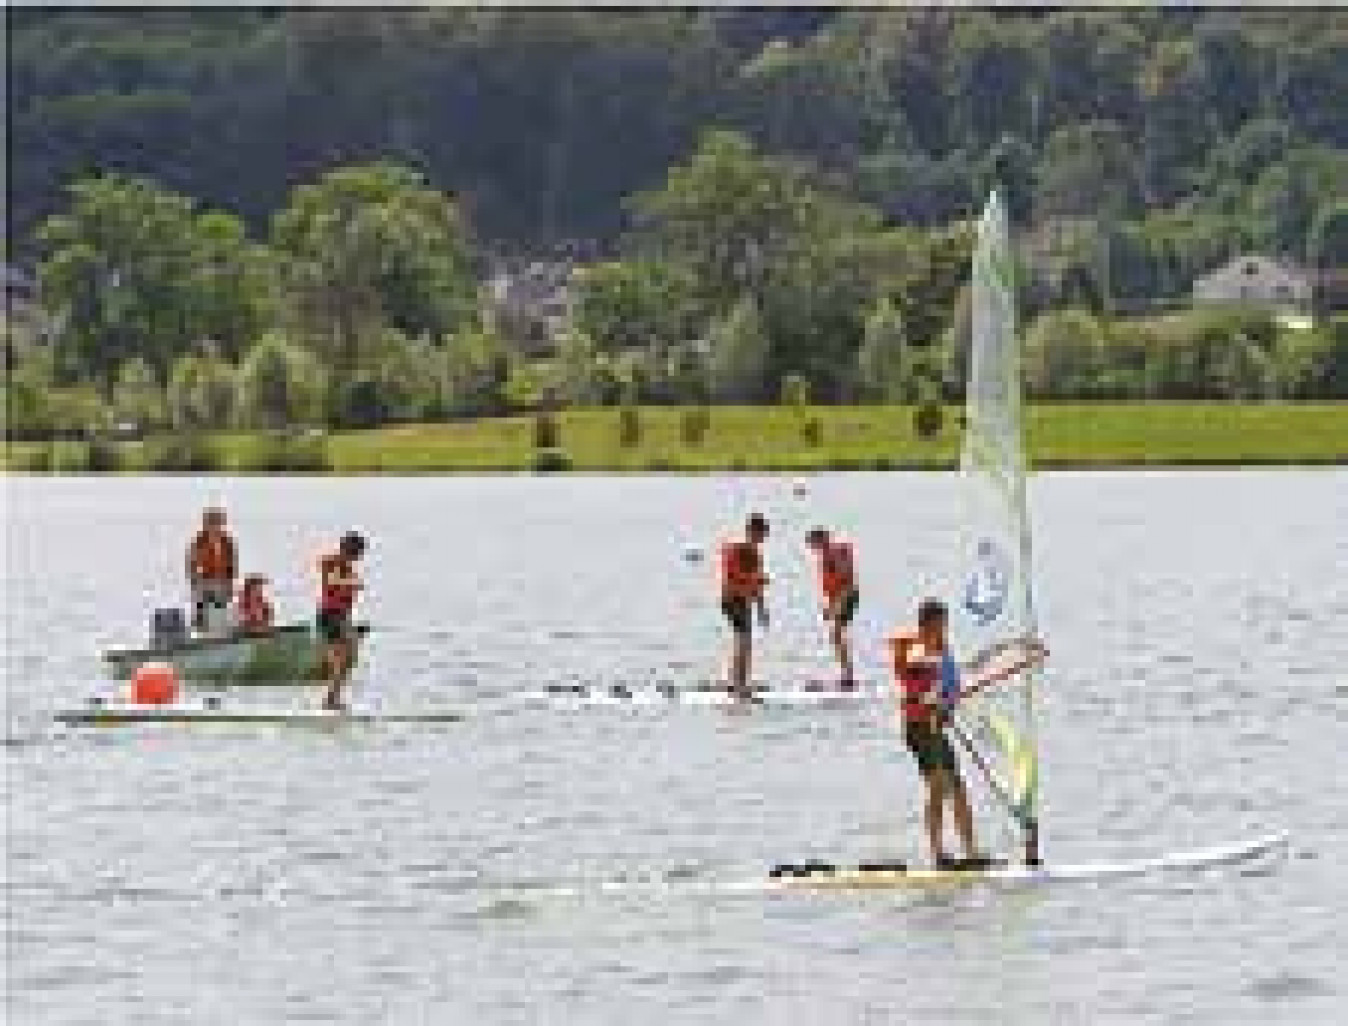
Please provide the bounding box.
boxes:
[1192,255,1312,311]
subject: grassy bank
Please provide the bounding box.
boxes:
[4,403,1346,473]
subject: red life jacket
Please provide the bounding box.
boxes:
[896,657,942,723]
[817,541,855,602]
[319,553,358,615]
[720,541,764,601]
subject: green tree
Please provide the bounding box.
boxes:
[571,260,699,354]
[438,325,509,418]
[1308,201,1348,269]
[553,329,603,407]
[630,129,876,313]
[112,357,167,430]
[167,352,238,431]
[272,162,475,374]
[1139,40,1216,205]
[236,333,326,428]
[36,173,268,385]
[707,296,768,402]
[4,349,55,439]
[856,297,909,401]
[1037,121,1142,220]
[952,17,1037,150]
[1024,308,1109,399]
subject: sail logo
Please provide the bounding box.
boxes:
[963,538,1010,626]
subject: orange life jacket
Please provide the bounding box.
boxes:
[190,530,235,580]
[817,541,856,601]
[238,587,272,631]
[720,541,764,601]
[319,553,358,615]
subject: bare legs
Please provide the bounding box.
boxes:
[321,636,352,710]
[924,766,978,864]
[727,630,752,696]
[830,618,855,686]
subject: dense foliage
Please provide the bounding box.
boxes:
[5,8,1346,439]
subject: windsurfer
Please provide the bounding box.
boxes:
[890,598,992,868]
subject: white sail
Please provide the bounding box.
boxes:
[954,191,1041,864]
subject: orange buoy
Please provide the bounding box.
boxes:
[130,662,179,706]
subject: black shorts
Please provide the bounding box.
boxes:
[904,720,961,781]
[721,597,753,636]
[315,609,352,644]
[833,590,859,626]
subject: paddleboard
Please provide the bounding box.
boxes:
[541,682,867,708]
[55,702,463,726]
[766,832,1288,891]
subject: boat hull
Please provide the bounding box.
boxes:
[102,622,370,685]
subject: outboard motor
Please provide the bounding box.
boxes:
[151,607,188,650]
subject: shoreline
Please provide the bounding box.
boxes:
[5,403,1346,474]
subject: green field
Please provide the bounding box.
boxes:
[4,403,1346,473]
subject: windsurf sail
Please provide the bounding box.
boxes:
[953,191,1042,865]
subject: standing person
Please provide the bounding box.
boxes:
[185,506,237,632]
[890,598,992,869]
[805,527,859,688]
[719,514,770,697]
[316,531,366,710]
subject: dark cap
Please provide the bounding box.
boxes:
[917,598,948,626]
[340,531,367,556]
[805,526,830,546]
[746,514,769,536]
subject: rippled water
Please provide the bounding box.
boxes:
[4,472,1345,1024]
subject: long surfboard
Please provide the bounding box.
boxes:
[55,702,463,726]
[540,683,867,708]
[766,832,1288,892]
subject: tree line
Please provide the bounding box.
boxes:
[4,7,1347,440]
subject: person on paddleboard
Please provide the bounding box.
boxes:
[316,531,366,710]
[720,514,770,697]
[890,598,992,869]
[806,527,859,688]
[185,505,237,633]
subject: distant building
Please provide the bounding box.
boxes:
[1192,255,1313,312]
[3,264,38,307]
[484,259,576,355]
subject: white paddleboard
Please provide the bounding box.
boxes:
[55,702,462,726]
[765,832,1288,891]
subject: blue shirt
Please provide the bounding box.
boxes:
[939,650,962,710]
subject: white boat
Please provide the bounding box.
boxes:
[102,621,370,685]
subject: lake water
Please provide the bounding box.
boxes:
[4,472,1345,1025]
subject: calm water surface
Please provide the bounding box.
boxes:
[4,472,1345,1024]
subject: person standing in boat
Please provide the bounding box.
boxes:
[806,527,859,688]
[316,531,366,710]
[890,598,991,869]
[719,514,770,698]
[185,505,237,633]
